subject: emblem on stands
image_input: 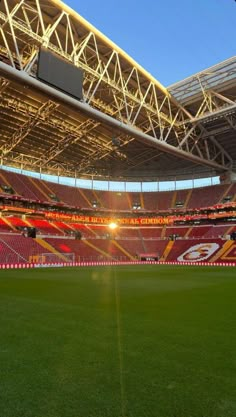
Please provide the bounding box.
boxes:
[177,243,219,262]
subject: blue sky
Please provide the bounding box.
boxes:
[65,0,235,86]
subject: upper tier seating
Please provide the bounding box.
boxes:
[1,170,40,200]
[103,191,131,211]
[43,182,90,207]
[174,189,191,208]
[187,184,229,208]
[142,191,173,211]
[1,168,235,211]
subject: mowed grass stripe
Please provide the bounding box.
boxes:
[0,265,235,417]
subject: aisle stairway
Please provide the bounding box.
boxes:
[160,240,174,261]
[35,238,69,262]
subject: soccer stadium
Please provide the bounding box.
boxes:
[0,1,236,416]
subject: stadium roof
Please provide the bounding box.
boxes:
[0,0,235,181]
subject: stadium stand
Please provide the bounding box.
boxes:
[139,227,163,239]
[156,191,174,211]
[2,170,39,201]
[25,219,65,236]
[203,225,231,238]
[164,238,235,263]
[165,226,190,238]
[0,218,14,233]
[116,228,141,239]
[1,168,236,264]
[142,192,158,211]
[105,191,131,211]
[187,226,213,238]
[1,168,235,212]
[0,1,235,269]
[174,189,192,209]
[187,184,229,208]
[0,233,59,263]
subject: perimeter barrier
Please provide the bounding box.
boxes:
[0,260,235,269]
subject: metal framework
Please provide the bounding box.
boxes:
[0,0,235,180]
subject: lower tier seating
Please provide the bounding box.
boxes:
[0,232,235,264]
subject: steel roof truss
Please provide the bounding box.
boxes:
[1,100,58,155]
[0,0,180,132]
[0,1,234,177]
[38,119,100,166]
[224,115,236,131]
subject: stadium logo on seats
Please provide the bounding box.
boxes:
[177,243,219,262]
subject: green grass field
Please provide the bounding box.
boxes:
[0,265,236,417]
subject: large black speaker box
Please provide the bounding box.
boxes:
[27,227,36,238]
[230,231,236,241]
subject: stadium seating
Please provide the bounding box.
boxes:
[174,189,191,208]
[165,226,190,238]
[45,237,124,261]
[140,227,163,238]
[25,219,64,236]
[142,192,158,211]
[203,224,231,238]
[116,228,140,239]
[187,225,212,238]
[141,240,168,258]
[107,191,131,211]
[1,167,236,265]
[52,221,75,234]
[187,184,228,208]
[0,234,55,263]
[1,170,39,200]
[7,216,28,229]
[1,168,235,211]
[44,182,90,207]
[130,192,143,209]
[0,218,15,232]
[1,223,236,264]
[164,238,235,263]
